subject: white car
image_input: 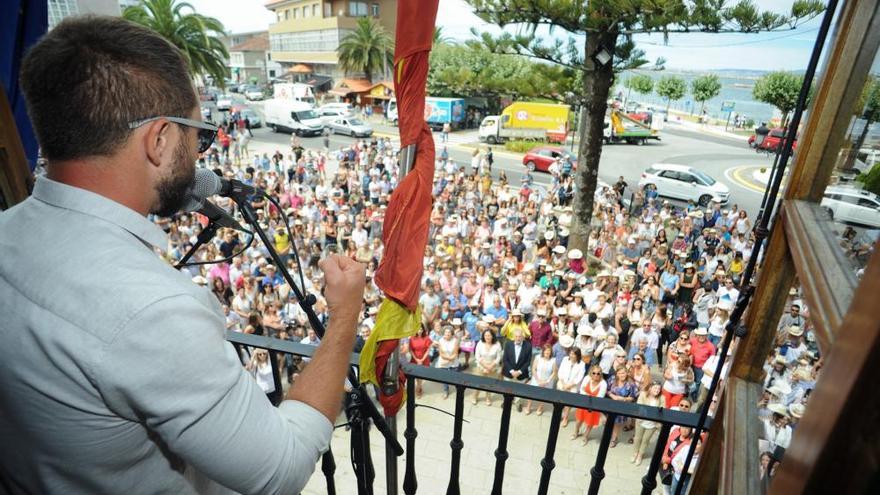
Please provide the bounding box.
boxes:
[822,186,880,228]
[244,86,264,101]
[326,117,373,137]
[638,163,730,206]
[317,106,353,126]
[216,94,233,111]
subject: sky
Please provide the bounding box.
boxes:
[184,0,827,72]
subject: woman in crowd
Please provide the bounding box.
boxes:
[436,327,461,399]
[572,364,607,445]
[662,352,694,408]
[606,366,639,447]
[472,328,502,405]
[408,325,433,398]
[525,344,558,415]
[632,382,665,466]
[246,348,277,405]
[557,348,586,428]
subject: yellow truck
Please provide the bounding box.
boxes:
[479,102,570,144]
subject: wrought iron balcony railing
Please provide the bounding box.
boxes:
[227,332,709,495]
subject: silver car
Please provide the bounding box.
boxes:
[326,117,373,137]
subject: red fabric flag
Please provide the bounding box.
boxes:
[373,0,439,311]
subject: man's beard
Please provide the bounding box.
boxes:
[151,139,196,217]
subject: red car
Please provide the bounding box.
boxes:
[523,146,574,172]
[748,128,799,151]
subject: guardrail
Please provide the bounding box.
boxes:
[227,331,710,495]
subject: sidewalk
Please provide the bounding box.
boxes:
[302,378,660,494]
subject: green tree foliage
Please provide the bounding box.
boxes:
[846,76,880,171]
[752,71,804,128]
[337,17,393,82]
[123,0,228,86]
[466,0,824,248]
[427,43,577,102]
[857,159,880,195]
[627,74,654,96]
[656,75,688,112]
[623,74,654,107]
[692,74,723,115]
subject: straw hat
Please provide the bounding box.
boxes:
[788,325,803,337]
[559,334,575,348]
[767,382,792,397]
[553,245,566,255]
[577,325,592,336]
[789,403,805,419]
[568,249,583,260]
[768,403,789,417]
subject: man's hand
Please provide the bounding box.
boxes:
[319,255,365,322]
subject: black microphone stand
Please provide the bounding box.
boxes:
[236,196,403,495]
[175,221,222,269]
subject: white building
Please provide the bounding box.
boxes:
[48,0,121,29]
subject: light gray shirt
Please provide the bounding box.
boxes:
[0,177,332,494]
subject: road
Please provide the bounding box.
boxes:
[210,97,776,219]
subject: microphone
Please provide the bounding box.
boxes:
[191,168,260,202]
[185,196,249,232]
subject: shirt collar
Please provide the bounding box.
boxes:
[32,176,167,250]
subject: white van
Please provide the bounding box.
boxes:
[263,100,325,136]
[386,99,398,125]
[822,186,880,228]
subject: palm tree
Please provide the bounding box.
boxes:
[433,26,452,46]
[337,17,393,82]
[123,0,228,86]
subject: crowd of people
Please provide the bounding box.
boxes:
[155,124,823,493]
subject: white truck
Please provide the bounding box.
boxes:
[263,100,325,137]
[272,82,316,105]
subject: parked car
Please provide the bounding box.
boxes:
[748,127,799,152]
[522,145,574,172]
[317,105,353,125]
[244,86,264,101]
[216,94,234,111]
[326,117,373,137]
[821,186,880,228]
[638,163,730,206]
[321,102,354,113]
[233,107,261,128]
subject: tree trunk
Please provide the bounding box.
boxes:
[666,97,671,113]
[569,31,617,253]
[781,111,790,130]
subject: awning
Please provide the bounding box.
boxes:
[302,74,333,91]
[288,63,313,74]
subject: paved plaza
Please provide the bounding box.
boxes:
[303,377,662,495]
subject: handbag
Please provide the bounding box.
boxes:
[660,465,673,485]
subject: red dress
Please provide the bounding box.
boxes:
[409,335,432,366]
[576,380,607,427]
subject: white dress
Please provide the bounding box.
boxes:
[529,356,556,388]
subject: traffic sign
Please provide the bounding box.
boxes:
[721,101,735,112]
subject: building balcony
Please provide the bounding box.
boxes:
[269,13,360,35]
[228,332,707,494]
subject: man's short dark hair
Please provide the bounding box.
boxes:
[19,16,197,161]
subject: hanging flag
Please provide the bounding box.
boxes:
[359,0,439,417]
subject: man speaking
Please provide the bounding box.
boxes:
[0,16,363,494]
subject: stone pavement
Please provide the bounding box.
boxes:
[302,377,663,495]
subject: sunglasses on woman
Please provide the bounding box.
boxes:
[129,116,219,153]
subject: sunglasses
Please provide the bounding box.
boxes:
[129,116,218,153]
[590,372,602,375]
